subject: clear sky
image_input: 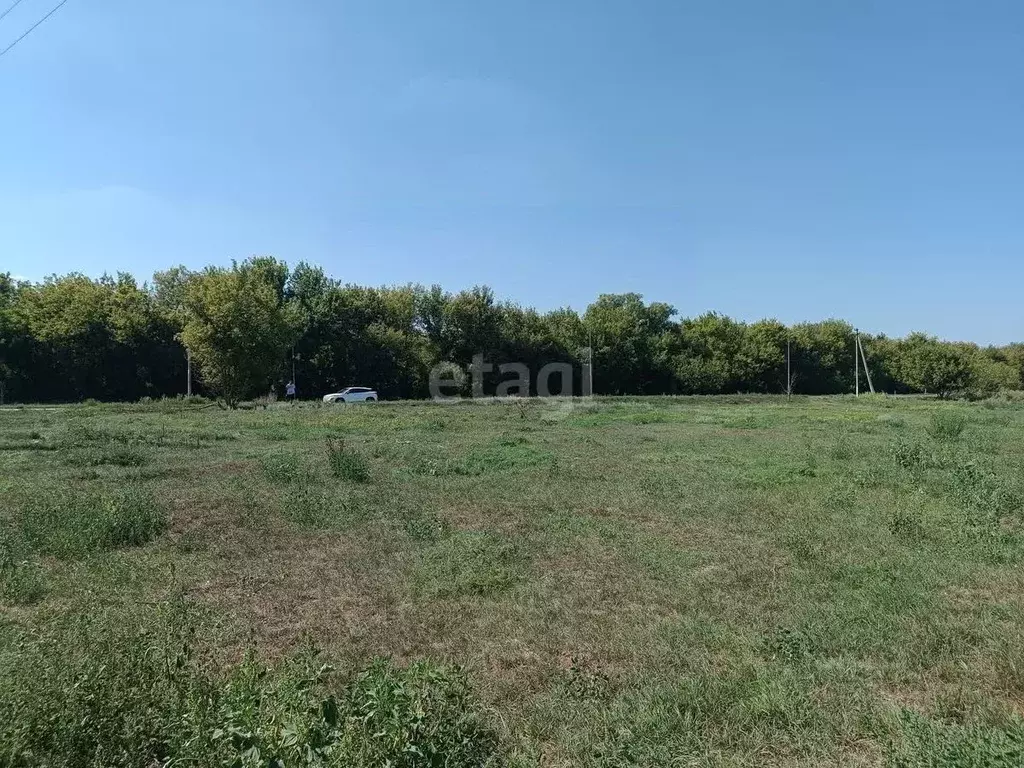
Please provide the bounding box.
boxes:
[1,0,1021,344]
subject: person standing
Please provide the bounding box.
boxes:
[285,380,296,403]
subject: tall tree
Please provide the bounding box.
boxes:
[584,294,676,394]
[179,258,298,406]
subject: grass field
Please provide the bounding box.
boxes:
[2,395,1024,766]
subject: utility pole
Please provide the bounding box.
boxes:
[854,329,860,397]
[858,335,875,394]
[583,330,594,398]
[786,338,792,399]
[589,331,594,397]
[186,349,192,397]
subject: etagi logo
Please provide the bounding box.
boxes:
[428,351,594,402]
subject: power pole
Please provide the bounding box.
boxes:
[589,332,594,397]
[854,329,860,397]
[786,338,792,399]
[186,349,192,397]
[858,335,875,394]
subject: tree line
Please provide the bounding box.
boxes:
[1,257,1021,404]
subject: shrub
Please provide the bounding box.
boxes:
[326,438,370,483]
[927,411,968,442]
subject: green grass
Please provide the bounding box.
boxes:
[1,395,1024,765]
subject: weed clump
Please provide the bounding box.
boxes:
[416,531,524,598]
[0,598,502,767]
[403,510,450,542]
[821,484,856,513]
[326,437,370,483]
[888,501,926,543]
[927,411,968,442]
[890,437,926,471]
[828,435,853,461]
[65,444,151,467]
[278,485,361,529]
[16,484,167,558]
[762,626,814,663]
[559,656,613,701]
[259,452,306,484]
[0,532,46,605]
[887,709,1024,767]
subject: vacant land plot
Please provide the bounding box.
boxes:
[2,395,1024,766]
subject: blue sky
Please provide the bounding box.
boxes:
[1,0,1021,344]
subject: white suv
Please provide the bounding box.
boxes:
[322,387,378,403]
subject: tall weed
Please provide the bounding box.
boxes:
[0,598,502,767]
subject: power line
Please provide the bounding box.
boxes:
[0,0,28,24]
[0,0,69,60]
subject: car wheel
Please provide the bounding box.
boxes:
[365,396,376,402]
[337,398,346,403]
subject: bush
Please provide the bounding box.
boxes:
[927,411,968,442]
[326,438,370,483]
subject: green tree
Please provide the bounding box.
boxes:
[179,258,298,406]
[789,320,856,395]
[0,273,28,403]
[893,333,979,399]
[584,293,676,394]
